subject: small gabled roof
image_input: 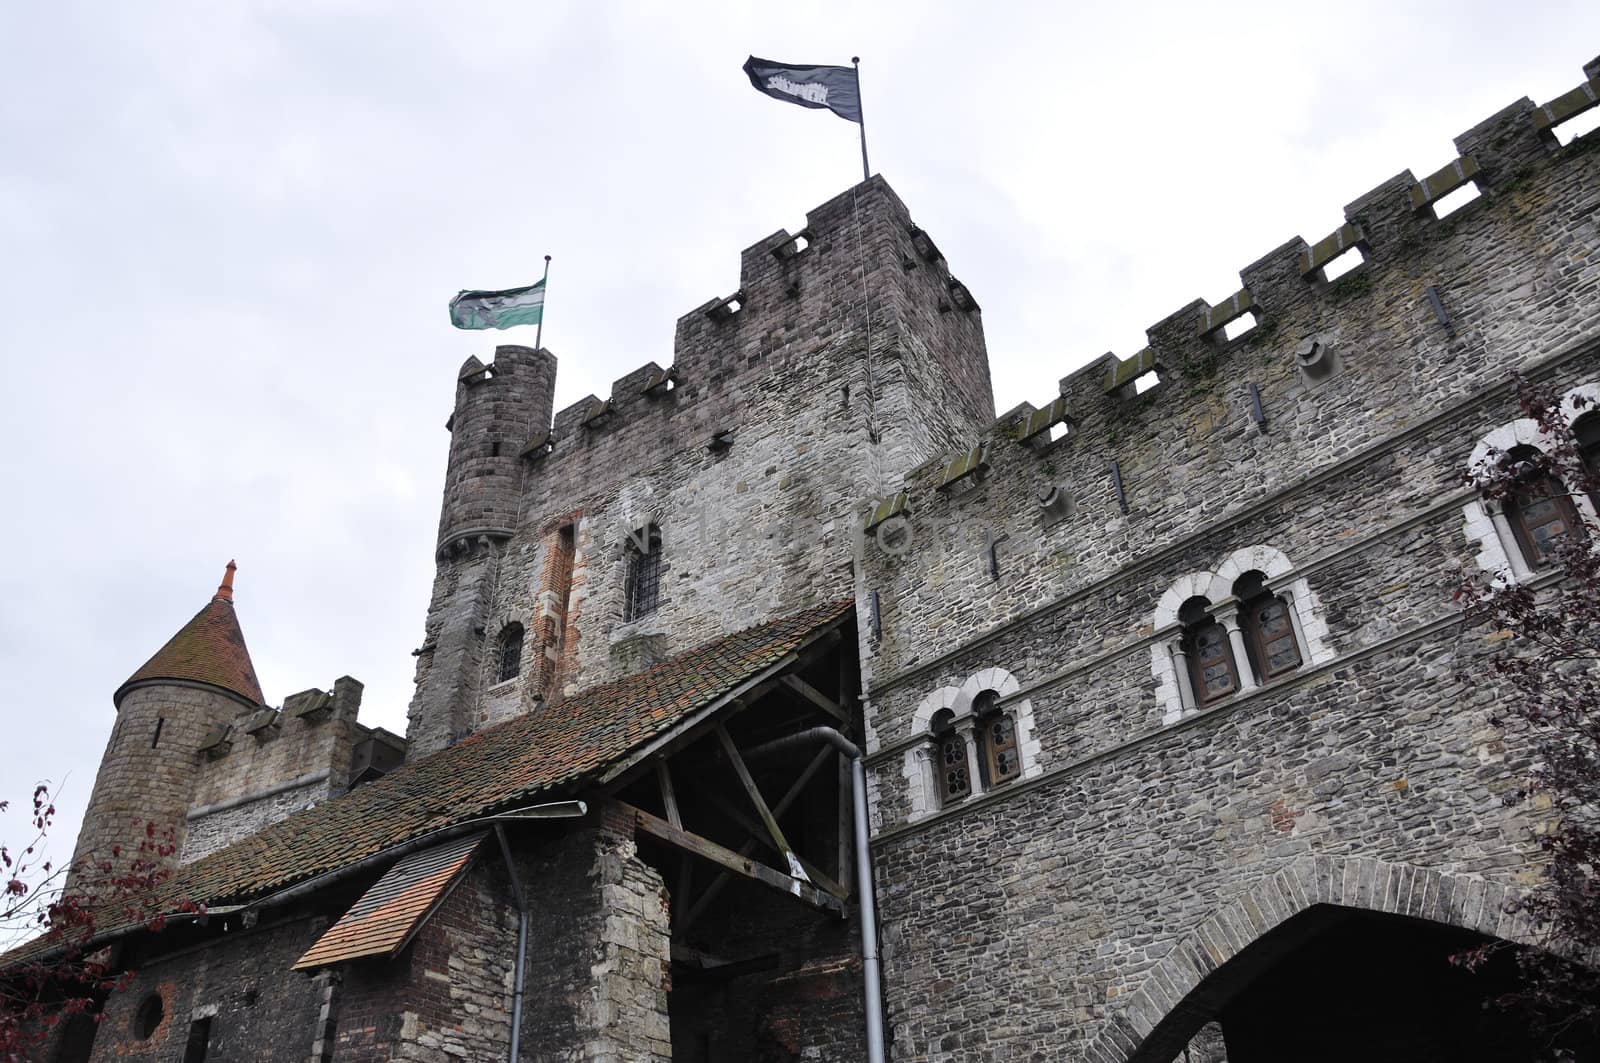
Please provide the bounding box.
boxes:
[292,832,486,970]
[163,598,853,909]
[115,562,265,709]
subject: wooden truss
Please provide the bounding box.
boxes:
[601,624,859,936]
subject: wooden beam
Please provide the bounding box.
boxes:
[677,745,835,936]
[656,761,694,912]
[781,674,851,726]
[622,802,843,917]
[714,723,807,883]
[656,761,683,828]
[671,943,781,981]
[682,778,848,901]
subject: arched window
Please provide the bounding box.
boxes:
[973,690,1021,787]
[495,623,524,683]
[930,708,970,805]
[1502,446,1582,567]
[623,524,663,622]
[1181,597,1239,706]
[1234,572,1302,681]
[1575,411,1600,506]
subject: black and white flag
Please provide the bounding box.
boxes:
[742,56,862,124]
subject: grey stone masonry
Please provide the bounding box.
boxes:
[855,59,1600,1061]
[407,176,997,756]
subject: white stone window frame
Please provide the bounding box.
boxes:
[1463,382,1600,584]
[902,666,1041,822]
[1150,545,1334,725]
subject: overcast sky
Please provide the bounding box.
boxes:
[2,1,1596,873]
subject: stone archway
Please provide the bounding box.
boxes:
[1082,855,1535,1063]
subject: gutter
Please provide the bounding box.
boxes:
[494,826,530,1063]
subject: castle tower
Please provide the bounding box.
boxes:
[406,178,997,757]
[407,345,559,754]
[69,562,265,885]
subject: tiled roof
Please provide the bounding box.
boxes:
[116,564,264,708]
[292,832,485,970]
[163,598,853,909]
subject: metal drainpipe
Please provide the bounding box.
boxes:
[742,726,887,1063]
[494,825,529,1063]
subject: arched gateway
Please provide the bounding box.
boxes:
[1083,854,1570,1063]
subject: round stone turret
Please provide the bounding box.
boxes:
[69,562,265,887]
[437,345,557,555]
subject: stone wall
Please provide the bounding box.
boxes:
[518,815,673,1061]
[81,913,329,1062]
[853,62,1600,1062]
[68,683,245,885]
[407,177,997,757]
[334,860,518,1061]
[183,677,368,863]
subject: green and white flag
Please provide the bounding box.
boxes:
[449,279,545,330]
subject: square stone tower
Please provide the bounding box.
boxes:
[407,176,995,756]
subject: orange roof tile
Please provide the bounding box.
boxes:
[116,562,264,708]
[292,832,485,970]
[162,598,852,909]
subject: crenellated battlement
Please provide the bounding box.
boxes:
[862,58,1600,566]
[445,175,995,538]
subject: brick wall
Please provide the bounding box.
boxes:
[82,914,328,1062]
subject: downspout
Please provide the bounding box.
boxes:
[743,726,886,1063]
[494,825,529,1063]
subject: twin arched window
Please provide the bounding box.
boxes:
[929,690,1022,808]
[1465,391,1600,579]
[1177,571,1305,709]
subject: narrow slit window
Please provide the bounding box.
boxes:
[151,717,165,749]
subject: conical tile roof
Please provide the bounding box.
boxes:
[114,561,265,708]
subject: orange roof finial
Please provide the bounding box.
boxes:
[215,560,237,603]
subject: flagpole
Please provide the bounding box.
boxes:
[853,57,871,182]
[534,255,551,350]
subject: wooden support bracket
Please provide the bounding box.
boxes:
[622,801,844,917]
[781,674,851,726]
[677,745,835,936]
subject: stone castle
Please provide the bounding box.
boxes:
[22,53,1600,1061]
